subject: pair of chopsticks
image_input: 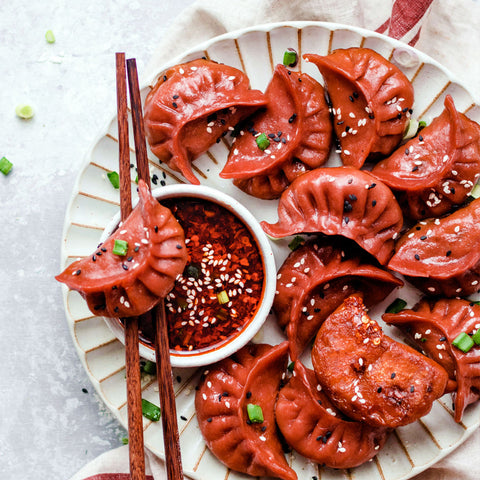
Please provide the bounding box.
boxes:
[115,52,184,480]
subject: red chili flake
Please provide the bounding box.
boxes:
[138,197,264,351]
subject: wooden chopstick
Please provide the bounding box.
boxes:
[116,52,146,480]
[126,57,184,480]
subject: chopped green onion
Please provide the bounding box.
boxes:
[283,49,298,67]
[217,290,230,305]
[470,183,480,199]
[452,332,474,353]
[247,403,264,423]
[135,174,138,184]
[403,118,419,140]
[45,30,56,44]
[15,104,34,119]
[141,360,157,375]
[418,120,427,130]
[141,398,161,421]
[0,157,13,175]
[112,239,128,256]
[288,235,305,251]
[121,436,129,445]
[255,133,270,151]
[184,264,200,279]
[472,329,480,345]
[107,171,120,189]
[287,361,295,372]
[385,298,407,314]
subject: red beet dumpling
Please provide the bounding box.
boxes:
[372,95,480,220]
[56,180,187,318]
[384,298,480,422]
[274,237,403,360]
[305,48,414,169]
[276,361,390,469]
[388,198,480,297]
[144,59,267,184]
[312,294,448,428]
[261,167,403,265]
[220,64,332,199]
[195,342,296,480]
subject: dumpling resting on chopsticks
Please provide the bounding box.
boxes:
[56,180,187,317]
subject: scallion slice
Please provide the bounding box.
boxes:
[112,239,128,256]
[45,30,56,44]
[452,332,474,353]
[184,264,200,279]
[15,104,34,119]
[418,120,427,130]
[385,298,407,314]
[287,361,295,372]
[141,360,157,375]
[288,235,305,251]
[217,290,230,305]
[107,171,120,189]
[141,398,161,421]
[470,183,480,199]
[0,157,13,175]
[247,403,264,423]
[403,118,419,140]
[255,133,270,151]
[283,49,298,67]
[472,329,480,346]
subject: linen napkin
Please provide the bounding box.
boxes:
[70,0,480,479]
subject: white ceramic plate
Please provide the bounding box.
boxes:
[59,21,480,480]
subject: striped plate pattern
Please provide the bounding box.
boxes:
[59,22,480,480]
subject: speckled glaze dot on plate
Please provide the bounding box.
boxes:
[58,21,480,480]
[101,184,276,368]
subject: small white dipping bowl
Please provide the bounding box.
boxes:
[102,184,276,368]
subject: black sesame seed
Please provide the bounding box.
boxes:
[349,95,354,102]
[377,387,382,393]
[101,248,107,252]
[402,107,409,113]
[261,426,267,432]
[222,392,229,397]
[92,255,96,262]
[347,178,353,184]
[112,285,118,290]
[152,174,158,185]
[288,113,297,123]
[420,235,427,240]
[122,264,128,270]
[160,180,166,186]
[337,120,344,125]
[268,133,275,138]
[246,419,252,425]
[372,200,377,207]
[180,415,187,421]
[397,112,403,119]
[419,135,423,141]
[414,254,420,260]
[134,246,140,252]
[314,308,321,313]
[82,388,88,394]
[405,148,410,155]
[316,436,322,441]
[416,226,421,230]
[154,225,159,233]
[218,394,222,402]
[96,251,102,256]
[163,75,167,82]
[439,336,447,341]
[348,194,357,202]
[176,244,183,249]
[345,125,350,132]
[369,113,375,119]
[75,269,81,275]
[412,166,419,172]
[410,386,415,393]
[176,375,182,382]
[172,102,178,108]
[173,94,179,99]
[344,200,353,213]
[344,216,350,224]
[127,256,134,262]
[446,250,452,257]
[317,399,322,405]
[367,183,376,190]
[277,131,282,137]
[391,372,396,379]
[207,417,212,423]
[114,306,119,313]
[281,138,287,144]
[450,187,456,194]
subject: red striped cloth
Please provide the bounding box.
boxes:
[376,0,435,45]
